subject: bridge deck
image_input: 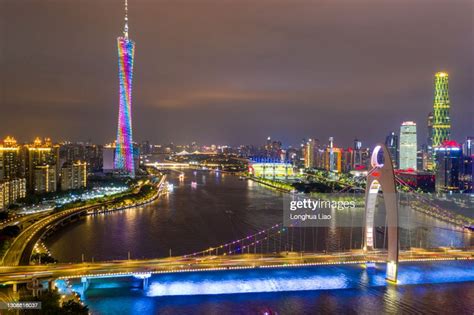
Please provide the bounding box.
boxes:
[0,249,472,284]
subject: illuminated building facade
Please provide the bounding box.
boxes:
[61,161,87,191]
[248,162,294,179]
[114,0,136,177]
[304,139,314,168]
[25,137,59,193]
[435,140,462,192]
[432,72,451,147]
[0,178,26,210]
[34,165,57,194]
[0,136,22,180]
[399,121,417,170]
[324,147,342,173]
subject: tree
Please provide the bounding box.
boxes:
[61,300,89,314]
[19,289,89,314]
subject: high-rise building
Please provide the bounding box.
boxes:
[427,112,434,148]
[432,72,451,148]
[103,144,116,173]
[385,132,399,169]
[399,122,417,170]
[461,137,473,192]
[351,139,364,169]
[25,137,59,193]
[84,144,103,173]
[435,140,462,192]
[0,178,26,210]
[425,112,435,170]
[304,139,314,168]
[34,165,57,194]
[61,161,87,191]
[463,137,473,157]
[341,149,353,173]
[0,136,22,180]
[328,137,335,173]
[324,147,342,173]
[114,0,136,177]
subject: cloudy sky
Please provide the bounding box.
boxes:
[0,0,472,147]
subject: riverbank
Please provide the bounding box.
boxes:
[88,175,167,215]
[1,175,167,266]
[246,176,294,193]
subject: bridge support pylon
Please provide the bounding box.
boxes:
[364,144,399,284]
[81,277,90,293]
[48,280,55,291]
[133,273,151,290]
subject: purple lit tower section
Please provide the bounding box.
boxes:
[114,0,135,177]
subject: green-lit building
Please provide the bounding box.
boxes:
[432,72,451,148]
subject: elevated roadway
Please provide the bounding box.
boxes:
[0,248,472,285]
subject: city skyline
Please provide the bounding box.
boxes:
[0,0,473,147]
[0,2,473,312]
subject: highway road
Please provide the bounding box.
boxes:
[1,176,166,267]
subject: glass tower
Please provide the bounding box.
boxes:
[114,0,135,177]
[432,72,451,148]
[399,122,417,170]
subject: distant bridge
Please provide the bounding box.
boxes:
[145,162,192,169]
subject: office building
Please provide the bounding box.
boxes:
[399,122,417,170]
[385,132,399,169]
[435,140,462,192]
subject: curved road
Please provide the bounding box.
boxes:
[1,176,165,266]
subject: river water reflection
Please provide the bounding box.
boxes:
[47,170,471,262]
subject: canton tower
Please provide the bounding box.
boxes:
[114,0,135,177]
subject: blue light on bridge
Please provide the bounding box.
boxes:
[71,261,474,298]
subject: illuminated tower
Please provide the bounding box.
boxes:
[114,0,135,177]
[432,72,451,148]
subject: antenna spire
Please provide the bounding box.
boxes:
[124,0,129,38]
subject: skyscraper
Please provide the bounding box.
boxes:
[427,112,434,149]
[351,139,364,169]
[114,0,136,177]
[304,139,314,168]
[435,140,462,192]
[385,132,399,169]
[399,122,417,170]
[0,136,21,180]
[25,137,59,193]
[432,72,451,148]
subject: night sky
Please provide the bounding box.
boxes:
[0,0,472,147]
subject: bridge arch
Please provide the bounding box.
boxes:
[364,144,399,283]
